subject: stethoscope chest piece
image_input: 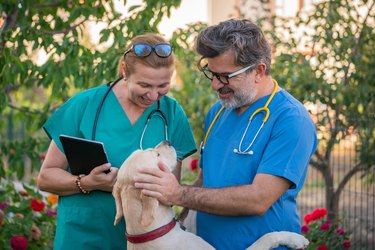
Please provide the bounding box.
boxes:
[233,148,254,155]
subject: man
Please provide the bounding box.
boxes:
[134,19,317,250]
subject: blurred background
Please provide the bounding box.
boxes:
[0,0,374,249]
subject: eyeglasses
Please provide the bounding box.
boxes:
[123,43,172,58]
[200,64,255,84]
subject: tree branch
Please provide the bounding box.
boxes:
[32,2,63,8]
[33,19,87,35]
[335,162,368,198]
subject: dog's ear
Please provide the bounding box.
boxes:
[140,193,159,227]
[113,182,123,226]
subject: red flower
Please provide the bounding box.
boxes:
[317,245,328,250]
[311,208,328,220]
[336,228,345,235]
[343,240,351,248]
[320,223,330,231]
[301,225,309,233]
[30,198,46,212]
[304,207,328,224]
[304,213,313,224]
[39,153,46,161]
[10,235,28,250]
[190,158,198,171]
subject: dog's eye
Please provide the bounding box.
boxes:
[156,153,160,157]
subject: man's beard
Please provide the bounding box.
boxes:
[219,85,258,109]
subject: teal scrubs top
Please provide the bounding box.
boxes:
[198,88,317,250]
[43,84,197,250]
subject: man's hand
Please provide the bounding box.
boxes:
[134,161,183,206]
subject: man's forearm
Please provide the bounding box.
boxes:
[176,184,264,216]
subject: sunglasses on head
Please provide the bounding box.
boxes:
[123,43,172,58]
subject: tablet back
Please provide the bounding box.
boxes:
[59,135,109,175]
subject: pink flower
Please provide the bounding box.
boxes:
[10,235,28,250]
[190,158,198,171]
[301,225,309,233]
[0,201,8,210]
[320,223,330,231]
[336,228,345,235]
[343,240,351,248]
[46,209,57,216]
[317,245,328,250]
[30,225,41,240]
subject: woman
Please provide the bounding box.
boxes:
[37,34,197,250]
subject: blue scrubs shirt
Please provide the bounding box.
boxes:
[198,88,317,250]
[43,84,197,250]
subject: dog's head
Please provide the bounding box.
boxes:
[114,141,177,228]
[142,140,177,172]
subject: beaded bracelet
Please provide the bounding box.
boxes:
[76,175,90,195]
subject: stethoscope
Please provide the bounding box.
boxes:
[92,77,168,150]
[200,79,279,155]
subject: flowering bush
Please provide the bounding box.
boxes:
[190,157,198,171]
[0,179,57,250]
[302,208,351,249]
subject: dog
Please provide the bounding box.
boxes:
[113,141,309,250]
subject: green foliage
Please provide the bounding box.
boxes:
[258,0,375,219]
[269,0,374,162]
[170,22,217,147]
[0,0,183,179]
[0,179,57,250]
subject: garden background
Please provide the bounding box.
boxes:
[0,0,374,249]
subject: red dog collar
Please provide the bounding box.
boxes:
[126,219,176,244]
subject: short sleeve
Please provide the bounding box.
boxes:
[169,103,197,160]
[257,114,317,189]
[43,93,90,152]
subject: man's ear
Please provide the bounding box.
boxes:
[254,63,266,82]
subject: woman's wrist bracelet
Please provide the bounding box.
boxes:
[75,174,90,194]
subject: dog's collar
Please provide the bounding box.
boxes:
[126,219,177,244]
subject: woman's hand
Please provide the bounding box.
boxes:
[81,163,119,193]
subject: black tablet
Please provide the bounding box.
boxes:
[59,135,109,175]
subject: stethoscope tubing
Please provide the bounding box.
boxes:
[139,106,168,150]
[92,77,122,140]
[201,79,279,155]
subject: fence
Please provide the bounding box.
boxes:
[298,133,374,249]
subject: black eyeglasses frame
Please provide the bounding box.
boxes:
[200,63,255,85]
[123,43,173,58]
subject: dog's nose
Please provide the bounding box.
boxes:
[162,140,171,146]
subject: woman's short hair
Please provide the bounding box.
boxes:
[117,33,174,78]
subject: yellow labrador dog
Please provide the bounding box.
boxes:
[113,141,309,250]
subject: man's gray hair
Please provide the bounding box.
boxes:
[195,19,272,75]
